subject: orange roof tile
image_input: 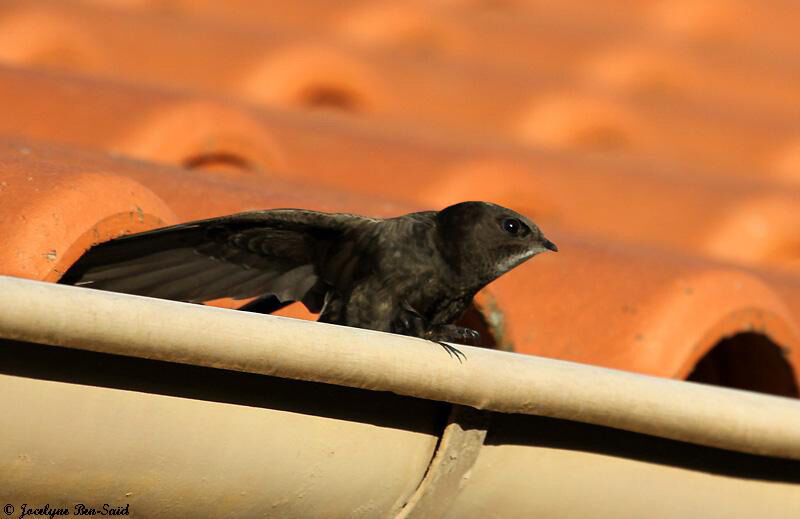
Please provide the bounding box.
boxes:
[3,134,799,394]
[0,136,409,277]
[2,65,799,274]
[2,0,798,182]
[0,0,798,397]
[67,0,800,123]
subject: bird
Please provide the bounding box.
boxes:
[61,201,557,361]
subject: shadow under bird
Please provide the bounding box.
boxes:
[61,201,557,361]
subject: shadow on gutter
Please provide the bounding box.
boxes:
[487,412,800,484]
[0,338,449,436]
[3,334,799,485]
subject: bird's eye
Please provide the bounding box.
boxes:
[501,218,521,235]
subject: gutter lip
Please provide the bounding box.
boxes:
[1,275,799,461]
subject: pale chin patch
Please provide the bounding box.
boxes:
[495,248,537,275]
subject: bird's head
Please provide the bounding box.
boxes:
[436,201,557,286]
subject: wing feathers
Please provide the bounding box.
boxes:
[146,260,237,301]
[61,209,380,313]
[75,249,194,280]
[89,256,210,294]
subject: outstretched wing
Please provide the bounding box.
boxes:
[60,209,381,311]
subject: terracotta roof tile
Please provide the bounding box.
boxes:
[3,134,798,395]
[0,139,177,281]
[648,0,800,58]
[0,66,287,175]
[72,0,800,122]
[0,136,409,277]
[2,65,799,274]
[0,0,798,395]
[489,232,800,393]
[1,0,798,182]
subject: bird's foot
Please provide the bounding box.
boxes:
[424,325,479,363]
[427,324,480,345]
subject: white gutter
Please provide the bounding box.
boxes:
[0,275,798,460]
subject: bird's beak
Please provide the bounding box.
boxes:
[542,238,558,252]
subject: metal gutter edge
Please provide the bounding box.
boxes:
[0,275,799,460]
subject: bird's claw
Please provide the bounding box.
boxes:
[435,341,467,363]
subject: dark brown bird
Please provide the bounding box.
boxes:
[61,201,557,360]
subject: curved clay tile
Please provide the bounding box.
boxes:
[648,0,800,58]
[0,0,799,397]
[515,94,646,154]
[580,44,800,122]
[2,66,800,273]
[0,66,286,177]
[486,232,800,395]
[0,135,412,308]
[117,99,289,175]
[425,158,800,275]
[0,5,104,70]
[239,44,388,115]
[1,0,798,180]
[334,3,459,56]
[0,139,177,281]
[40,0,800,125]
[3,136,799,393]
[512,90,798,176]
